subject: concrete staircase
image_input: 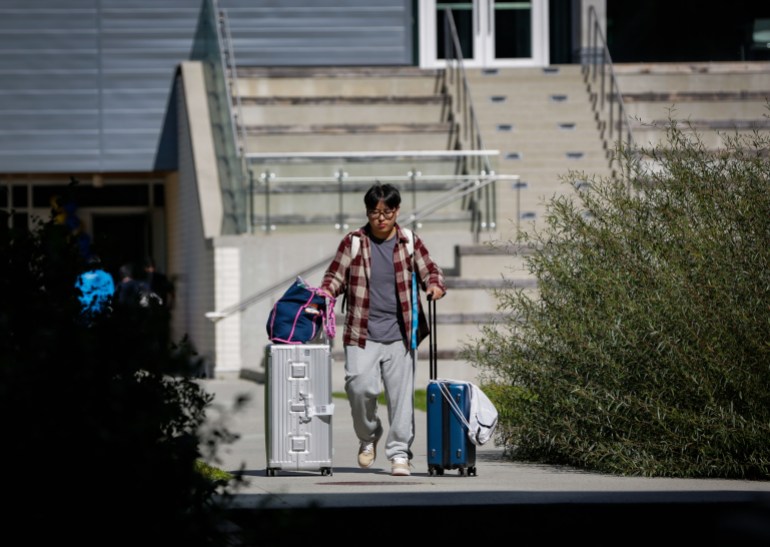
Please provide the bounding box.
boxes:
[464,66,615,243]
[613,62,770,151]
[233,64,615,363]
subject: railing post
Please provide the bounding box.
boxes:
[335,169,348,232]
[470,178,480,244]
[409,168,420,213]
[609,74,616,142]
[260,170,273,233]
[248,168,254,234]
[514,179,525,237]
[482,169,494,232]
[583,5,635,178]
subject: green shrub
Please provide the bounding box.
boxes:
[196,459,235,484]
[462,116,770,479]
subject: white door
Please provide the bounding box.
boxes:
[419,1,549,68]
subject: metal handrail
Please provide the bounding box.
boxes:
[205,170,518,322]
[216,5,247,159]
[195,0,248,233]
[442,8,496,231]
[581,5,634,170]
[443,10,491,172]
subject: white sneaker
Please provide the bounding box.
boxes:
[358,441,377,468]
[390,457,411,476]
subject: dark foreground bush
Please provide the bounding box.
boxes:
[463,117,770,479]
[0,203,240,544]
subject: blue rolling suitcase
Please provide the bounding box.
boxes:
[425,297,477,476]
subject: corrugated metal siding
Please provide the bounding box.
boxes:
[0,0,414,174]
[223,2,413,66]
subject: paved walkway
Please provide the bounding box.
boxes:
[198,372,770,542]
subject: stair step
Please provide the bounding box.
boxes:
[627,118,770,131]
[235,67,442,97]
[236,66,442,78]
[629,128,762,150]
[624,102,770,122]
[243,122,453,135]
[621,90,770,102]
[613,62,770,93]
[243,131,454,153]
[239,101,447,126]
[240,95,448,105]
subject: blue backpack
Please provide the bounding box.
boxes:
[266,276,336,344]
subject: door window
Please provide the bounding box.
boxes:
[421,1,548,67]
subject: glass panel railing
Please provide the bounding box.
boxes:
[245,150,510,243]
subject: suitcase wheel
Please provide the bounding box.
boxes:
[266,468,276,477]
[456,466,477,477]
[321,467,333,476]
[428,465,444,476]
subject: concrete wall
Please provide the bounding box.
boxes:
[171,63,217,372]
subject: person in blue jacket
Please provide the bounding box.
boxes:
[75,254,115,324]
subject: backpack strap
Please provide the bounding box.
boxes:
[341,233,361,314]
[405,228,414,256]
[351,233,361,260]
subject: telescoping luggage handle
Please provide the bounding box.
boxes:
[428,294,437,380]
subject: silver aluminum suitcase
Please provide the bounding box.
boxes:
[265,344,334,476]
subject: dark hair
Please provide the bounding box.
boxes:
[364,182,401,210]
[119,263,135,279]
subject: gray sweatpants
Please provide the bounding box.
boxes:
[344,341,415,461]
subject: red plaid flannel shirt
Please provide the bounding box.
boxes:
[320,224,446,349]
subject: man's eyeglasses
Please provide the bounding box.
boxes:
[367,208,396,219]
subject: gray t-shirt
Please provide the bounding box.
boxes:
[367,235,402,342]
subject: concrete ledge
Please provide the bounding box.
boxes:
[236,66,442,78]
[628,119,770,130]
[621,90,770,102]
